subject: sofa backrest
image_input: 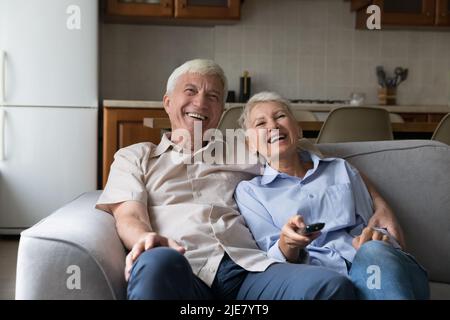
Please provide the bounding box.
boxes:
[318,140,450,284]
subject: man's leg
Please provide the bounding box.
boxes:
[127,247,213,299]
[236,263,356,300]
[349,240,429,300]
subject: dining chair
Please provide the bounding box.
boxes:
[291,109,318,122]
[218,106,244,131]
[316,106,393,143]
[431,113,450,145]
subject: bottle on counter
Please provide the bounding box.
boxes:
[239,70,251,103]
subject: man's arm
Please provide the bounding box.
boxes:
[360,173,406,249]
[110,200,153,250]
[109,200,185,280]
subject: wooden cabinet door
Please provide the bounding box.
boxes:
[436,0,450,25]
[106,0,173,18]
[373,0,436,26]
[174,0,240,19]
[103,107,168,187]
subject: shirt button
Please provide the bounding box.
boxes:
[209,267,216,273]
[309,194,314,198]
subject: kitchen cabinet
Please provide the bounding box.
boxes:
[102,106,168,187]
[353,0,450,28]
[436,0,450,26]
[104,0,241,24]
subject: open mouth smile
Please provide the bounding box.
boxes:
[186,112,208,121]
[268,134,287,144]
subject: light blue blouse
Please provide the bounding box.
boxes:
[234,150,375,275]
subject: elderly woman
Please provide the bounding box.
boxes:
[234,91,429,299]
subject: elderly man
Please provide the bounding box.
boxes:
[96,59,404,300]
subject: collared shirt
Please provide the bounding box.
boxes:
[234,150,375,275]
[96,133,282,286]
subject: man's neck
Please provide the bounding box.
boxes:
[170,133,208,152]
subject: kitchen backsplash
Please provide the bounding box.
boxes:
[101,0,450,106]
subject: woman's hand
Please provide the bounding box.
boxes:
[279,215,321,262]
[352,227,390,250]
[125,232,186,281]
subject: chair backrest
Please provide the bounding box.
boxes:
[218,106,244,131]
[316,106,393,143]
[389,113,405,123]
[431,113,450,145]
[291,109,318,122]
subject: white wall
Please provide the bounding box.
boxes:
[101,0,450,105]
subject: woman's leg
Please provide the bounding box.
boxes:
[349,240,429,300]
[237,263,356,300]
[127,247,213,300]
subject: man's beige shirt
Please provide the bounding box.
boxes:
[96,133,322,286]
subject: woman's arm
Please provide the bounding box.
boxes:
[234,183,315,263]
[360,172,406,249]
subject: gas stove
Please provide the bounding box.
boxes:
[289,99,348,104]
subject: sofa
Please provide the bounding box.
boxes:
[15,140,450,299]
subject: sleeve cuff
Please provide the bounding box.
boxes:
[267,240,287,262]
[267,240,310,264]
[371,227,402,249]
[298,248,310,264]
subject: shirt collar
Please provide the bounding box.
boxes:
[151,132,179,158]
[260,147,337,185]
[150,131,227,158]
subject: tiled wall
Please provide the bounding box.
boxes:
[101,0,450,105]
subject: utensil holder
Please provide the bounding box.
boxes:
[378,87,396,105]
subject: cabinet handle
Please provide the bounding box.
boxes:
[0,50,5,104]
[0,108,5,161]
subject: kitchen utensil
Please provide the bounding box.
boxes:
[394,67,403,86]
[400,68,408,83]
[376,66,387,88]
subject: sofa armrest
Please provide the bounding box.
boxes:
[16,191,127,300]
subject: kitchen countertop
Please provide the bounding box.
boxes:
[103,100,450,113]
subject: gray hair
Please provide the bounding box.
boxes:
[166,59,228,103]
[238,91,294,129]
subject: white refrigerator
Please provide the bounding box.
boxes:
[0,0,98,234]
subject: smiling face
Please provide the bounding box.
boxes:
[247,102,302,161]
[163,72,225,143]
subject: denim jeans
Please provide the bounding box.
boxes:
[348,240,430,299]
[127,247,356,300]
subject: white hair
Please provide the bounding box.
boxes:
[238,91,294,129]
[166,59,228,103]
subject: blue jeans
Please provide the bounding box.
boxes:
[127,247,355,300]
[348,240,429,299]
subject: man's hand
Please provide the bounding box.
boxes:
[108,201,186,281]
[125,232,186,281]
[360,172,406,249]
[368,202,405,249]
[352,227,390,250]
[279,215,320,262]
